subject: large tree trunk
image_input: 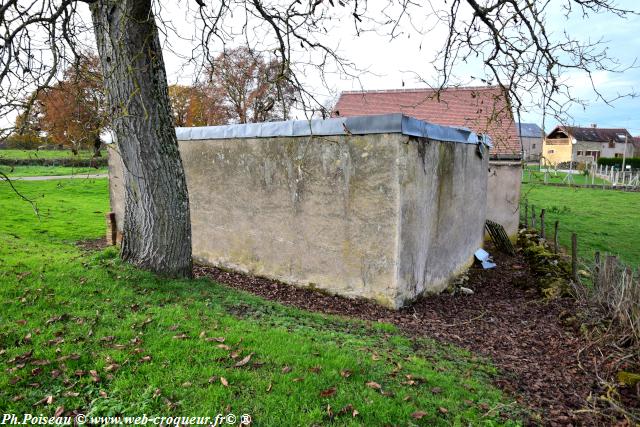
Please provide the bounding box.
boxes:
[92,136,102,158]
[90,0,192,277]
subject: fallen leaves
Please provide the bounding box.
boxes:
[220,377,229,387]
[205,337,226,343]
[234,353,253,368]
[8,350,33,364]
[340,369,352,378]
[365,381,381,390]
[411,411,427,420]
[33,395,53,406]
[172,333,188,340]
[104,363,120,373]
[319,387,336,398]
[45,314,68,325]
[281,366,292,374]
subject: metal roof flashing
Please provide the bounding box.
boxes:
[175,113,491,147]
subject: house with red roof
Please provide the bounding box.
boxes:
[333,86,522,236]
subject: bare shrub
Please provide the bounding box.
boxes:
[590,255,640,344]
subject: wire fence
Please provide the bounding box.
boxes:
[521,163,640,191]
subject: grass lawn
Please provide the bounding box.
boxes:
[521,183,640,267]
[0,165,108,177]
[522,166,608,186]
[0,179,522,425]
[0,149,100,160]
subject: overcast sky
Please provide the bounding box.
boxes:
[161,0,640,134]
[6,1,639,136]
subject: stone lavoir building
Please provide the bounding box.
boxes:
[108,114,491,308]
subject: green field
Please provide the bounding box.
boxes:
[0,179,521,425]
[521,183,640,266]
[522,166,609,186]
[0,149,99,160]
[0,165,108,177]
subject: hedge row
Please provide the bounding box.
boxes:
[597,157,640,169]
[0,157,108,167]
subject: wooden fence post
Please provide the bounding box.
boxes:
[105,212,117,246]
[531,205,536,229]
[553,220,559,253]
[571,233,578,281]
[524,200,529,228]
[540,209,546,239]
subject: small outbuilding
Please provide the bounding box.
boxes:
[108,114,490,308]
[516,122,544,161]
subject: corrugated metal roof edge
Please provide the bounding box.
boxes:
[175,113,492,147]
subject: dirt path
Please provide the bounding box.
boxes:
[194,250,603,425]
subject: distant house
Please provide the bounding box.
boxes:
[543,125,635,165]
[634,137,640,157]
[516,122,544,161]
[333,85,522,236]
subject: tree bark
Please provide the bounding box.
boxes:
[93,136,102,157]
[90,0,192,277]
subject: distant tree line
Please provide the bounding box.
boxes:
[4,47,294,154]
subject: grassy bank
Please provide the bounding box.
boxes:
[0,179,521,425]
[521,183,640,266]
[0,149,98,160]
[0,165,107,177]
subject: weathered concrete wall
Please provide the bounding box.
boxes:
[106,144,125,244]
[396,139,487,306]
[108,133,487,308]
[487,160,521,238]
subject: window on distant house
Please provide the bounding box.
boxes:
[615,153,623,158]
[532,143,536,148]
[609,141,615,148]
[577,151,584,156]
[548,149,555,154]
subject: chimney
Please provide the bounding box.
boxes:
[590,123,597,128]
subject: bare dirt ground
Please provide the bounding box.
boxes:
[194,250,614,426]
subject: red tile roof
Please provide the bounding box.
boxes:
[333,86,521,158]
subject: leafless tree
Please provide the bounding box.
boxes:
[0,0,636,276]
